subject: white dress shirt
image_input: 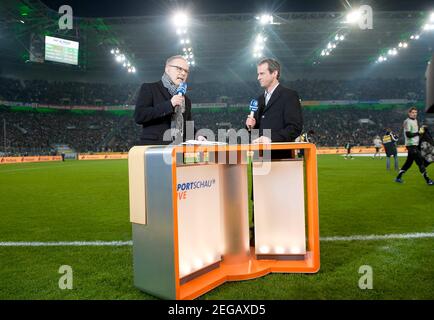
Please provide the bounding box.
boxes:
[264,82,280,106]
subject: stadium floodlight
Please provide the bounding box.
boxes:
[423,24,434,31]
[377,56,388,63]
[346,9,361,24]
[327,42,332,49]
[176,28,181,35]
[321,50,326,56]
[403,42,408,48]
[191,61,195,66]
[415,35,420,39]
[115,55,122,63]
[430,12,434,23]
[340,35,345,41]
[332,44,337,49]
[188,47,192,52]
[259,14,273,25]
[123,62,127,67]
[186,39,190,44]
[173,12,189,27]
[325,51,330,56]
[132,67,136,73]
[335,35,339,41]
[387,48,398,56]
[180,39,185,44]
[115,49,120,54]
[110,49,115,54]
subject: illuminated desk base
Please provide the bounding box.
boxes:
[178,250,318,300]
[129,143,320,300]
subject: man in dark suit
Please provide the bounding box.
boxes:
[245,59,304,246]
[134,55,198,145]
[245,58,303,158]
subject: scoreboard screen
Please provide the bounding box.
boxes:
[45,36,79,65]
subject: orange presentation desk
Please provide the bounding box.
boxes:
[128,143,320,300]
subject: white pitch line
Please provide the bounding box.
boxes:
[320,232,434,242]
[0,241,133,247]
[0,233,434,247]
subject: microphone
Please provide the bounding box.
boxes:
[176,82,187,96]
[248,99,258,131]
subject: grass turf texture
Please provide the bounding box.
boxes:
[0,156,433,299]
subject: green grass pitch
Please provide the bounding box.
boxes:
[0,155,433,299]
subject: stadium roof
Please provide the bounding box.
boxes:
[0,0,433,81]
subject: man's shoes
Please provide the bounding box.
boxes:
[395,178,403,183]
[427,179,434,186]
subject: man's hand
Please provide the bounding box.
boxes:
[246,117,256,130]
[419,126,426,135]
[252,136,272,144]
[171,95,184,108]
[197,135,207,142]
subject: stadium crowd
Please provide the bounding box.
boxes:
[0,105,427,155]
[0,107,116,155]
[0,76,428,154]
[0,77,425,105]
[0,77,138,106]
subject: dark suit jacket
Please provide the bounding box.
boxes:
[252,84,303,158]
[134,80,193,145]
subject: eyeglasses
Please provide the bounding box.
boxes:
[169,65,189,74]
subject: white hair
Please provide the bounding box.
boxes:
[165,55,187,66]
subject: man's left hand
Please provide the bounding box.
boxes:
[252,136,272,144]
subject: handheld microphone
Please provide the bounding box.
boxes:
[176,82,187,96]
[248,99,258,131]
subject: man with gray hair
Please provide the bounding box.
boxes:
[134,55,196,145]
